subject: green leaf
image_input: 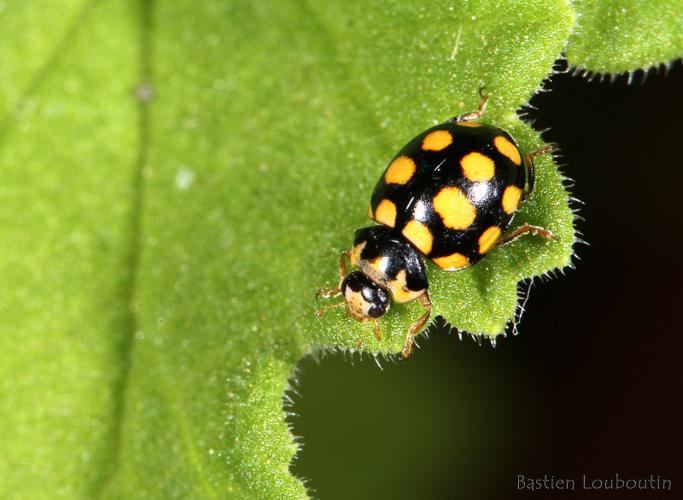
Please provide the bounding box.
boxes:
[0,0,139,497]
[105,0,577,496]
[1,0,582,497]
[566,0,683,74]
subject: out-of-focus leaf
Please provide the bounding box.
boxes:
[567,0,683,73]
[0,0,139,496]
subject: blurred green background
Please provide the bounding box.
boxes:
[290,66,683,499]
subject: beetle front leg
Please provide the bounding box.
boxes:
[315,301,345,317]
[402,292,432,359]
[316,250,350,298]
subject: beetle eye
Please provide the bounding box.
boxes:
[368,304,387,318]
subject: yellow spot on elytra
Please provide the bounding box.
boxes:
[388,269,425,303]
[461,152,495,182]
[385,156,416,184]
[432,252,469,270]
[494,136,522,165]
[375,199,397,227]
[367,205,373,220]
[421,130,453,151]
[478,226,501,254]
[502,185,523,214]
[457,121,481,128]
[402,220,433,255]
[432,186,476,230]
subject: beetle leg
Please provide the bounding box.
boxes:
[371,318,382,342]
[316,250,350,298]
[497,223,558,249]
[315,300,345,317]
[402,292,432,359]
[452,87,489,122]
[523,145,554,201]
[316,287,341,299]
[338,250,350,282]
[355,319,381,350]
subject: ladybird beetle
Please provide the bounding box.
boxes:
[317,91,557,358]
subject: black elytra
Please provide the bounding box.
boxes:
[370,121,526,266]
[317,93,555,359]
